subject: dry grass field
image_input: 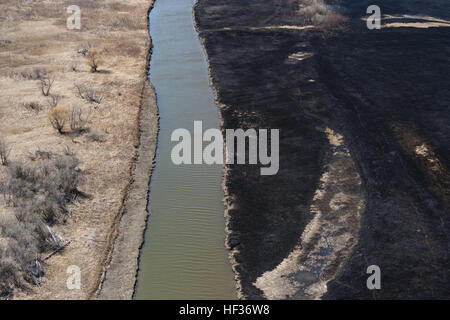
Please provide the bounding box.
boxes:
[0,0,152,299]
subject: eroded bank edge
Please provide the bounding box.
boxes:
[94,0,159,300]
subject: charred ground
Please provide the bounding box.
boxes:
[195,0,450,299]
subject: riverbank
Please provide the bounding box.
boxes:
[195,0,450,299]
[96,0,158,300]
[0,0,157,299]
[97,80,158,300]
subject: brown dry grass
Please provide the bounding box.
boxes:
[0,0,152,299]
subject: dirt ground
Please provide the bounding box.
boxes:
[0,0,153,299]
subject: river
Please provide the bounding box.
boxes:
[134,0,237,299]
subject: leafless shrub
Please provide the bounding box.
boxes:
[75,83,103,105]
[78,49,88,56]
[7,71,21,80]
[22,101,43,113]
[63,145,75,157]
[0,152,78,294]
[12,67,47,81]
[0,257,22,297]
[0,212,61,295]
[0,39,11,47]
[85,129,105,143]
[24,259,44,286]
[77,42,96,56]
[31,67,47,80]
[28,148,54,161]
[3,154,81,224]
[70,106,91,133]
[0,139,11,166]
[39,74,55,97]
[20,71,34,80]
[46,94,61,109]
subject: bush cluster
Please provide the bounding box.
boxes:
[0,153,81,296]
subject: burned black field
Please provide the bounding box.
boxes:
[195,0,450,299]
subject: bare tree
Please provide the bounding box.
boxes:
[0,138,11,165]
[40,75,55,97]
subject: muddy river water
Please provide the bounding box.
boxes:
[135,0,237,299]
